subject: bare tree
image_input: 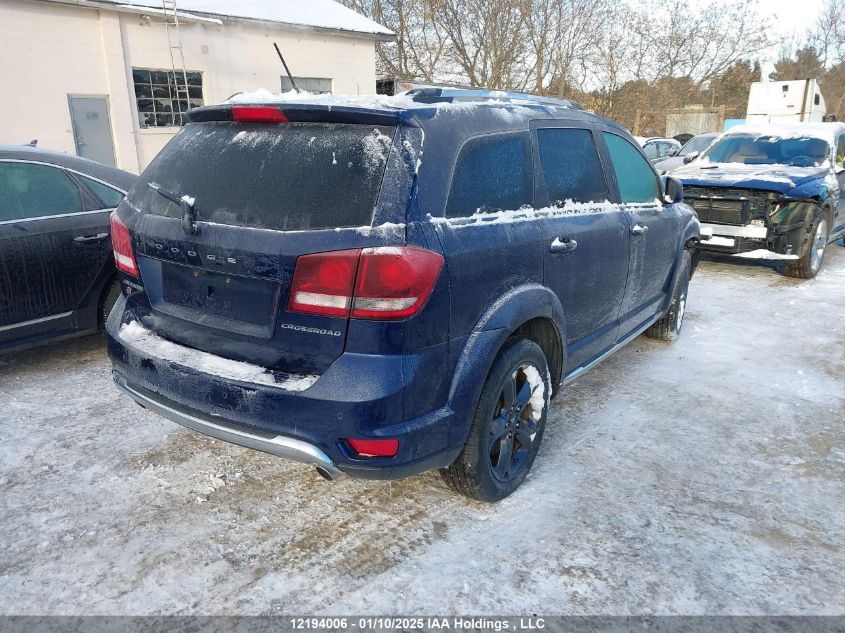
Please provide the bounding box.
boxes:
[808,0,845,119]
[621,0,771,83]
[343,0,776,130]
[552,0,612,97]
[588,3,654,114]
[810,0,845,67]
[340,0,448,81]
[429,0,533,89]
[525,0,559,93]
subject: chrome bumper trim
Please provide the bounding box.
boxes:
[115,377,343,479]
[0,311,72,333]
[701,222,768,239]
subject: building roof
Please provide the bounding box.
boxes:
[44,0,394,39]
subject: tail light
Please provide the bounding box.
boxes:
[288,249,360,318]
[110,212,138,276]
[351,247,443,319]
[288,247,443,321]
[348,438,399,458]
[231,105,288,123]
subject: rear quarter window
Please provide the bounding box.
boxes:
[446,133,533,217]
[127,122,395,231]
[78,174,125,209]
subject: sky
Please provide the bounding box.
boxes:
[764,0,826,42]
[761,0,826,75]
[675,0,827,77]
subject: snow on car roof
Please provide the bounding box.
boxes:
[227,89,420,110]
[724,122,845,145]
[225,89,566,117]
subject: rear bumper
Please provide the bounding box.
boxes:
[107,298,458,480]
[115,376,344,479]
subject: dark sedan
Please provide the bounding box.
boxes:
[0,146,137,353]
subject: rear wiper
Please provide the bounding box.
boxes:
[148,182,198,236]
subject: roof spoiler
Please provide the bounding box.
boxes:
[406,87,581,109]
[188,103,405,127]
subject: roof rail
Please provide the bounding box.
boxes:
[406,87,580,109]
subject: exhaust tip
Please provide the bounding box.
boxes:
[315,466,335,481]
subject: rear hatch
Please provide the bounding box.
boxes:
[122,109,404,374]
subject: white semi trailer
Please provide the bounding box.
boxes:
[745,79,829,123]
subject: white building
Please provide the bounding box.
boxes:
[0,0,393,172]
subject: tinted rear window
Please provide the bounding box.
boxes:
[446,133,533,217]
[537,128,608,204]
[127,122,395,231]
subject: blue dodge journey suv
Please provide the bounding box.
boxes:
[107,88,700,501]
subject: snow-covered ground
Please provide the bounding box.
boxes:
[1,248,843,615]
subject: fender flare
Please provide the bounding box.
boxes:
[444,284,567,447]
[662,217,700,313]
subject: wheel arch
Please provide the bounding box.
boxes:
[821,200,834,237]
[660,217,699,313]
[445,284,567,449]
[97,273,120,329]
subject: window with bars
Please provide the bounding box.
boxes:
[281,77,332,94]
[132,68,204,128]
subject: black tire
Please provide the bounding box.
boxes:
[785,209,829,279]
[98,279,121,332]
[645,250,691,341]
[441,338,551,502]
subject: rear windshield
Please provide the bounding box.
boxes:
[127,122,395,231]
[680,134,716,156]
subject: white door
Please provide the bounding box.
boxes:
[68,96,117,167]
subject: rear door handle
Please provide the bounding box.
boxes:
[549,237,578,254]
[631,224,649,236]
[74,232,109,244]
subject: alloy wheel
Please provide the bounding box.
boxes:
[488,364,543,482]
[810,218,828,274]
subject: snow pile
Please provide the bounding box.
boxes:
[361,127,392,173]
[522,366,547,423]
[226,89,549,118]
[227,89,419,111]
[686,164,812,186]
[733,249,799,261]
[334,222,405,237]
[429,200,639,226]
[724,122,844,146]
[118,321,318,391]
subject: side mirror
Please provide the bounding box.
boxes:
[835,163,845,175]
[663,176,684,204]
[683,151,699,164]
